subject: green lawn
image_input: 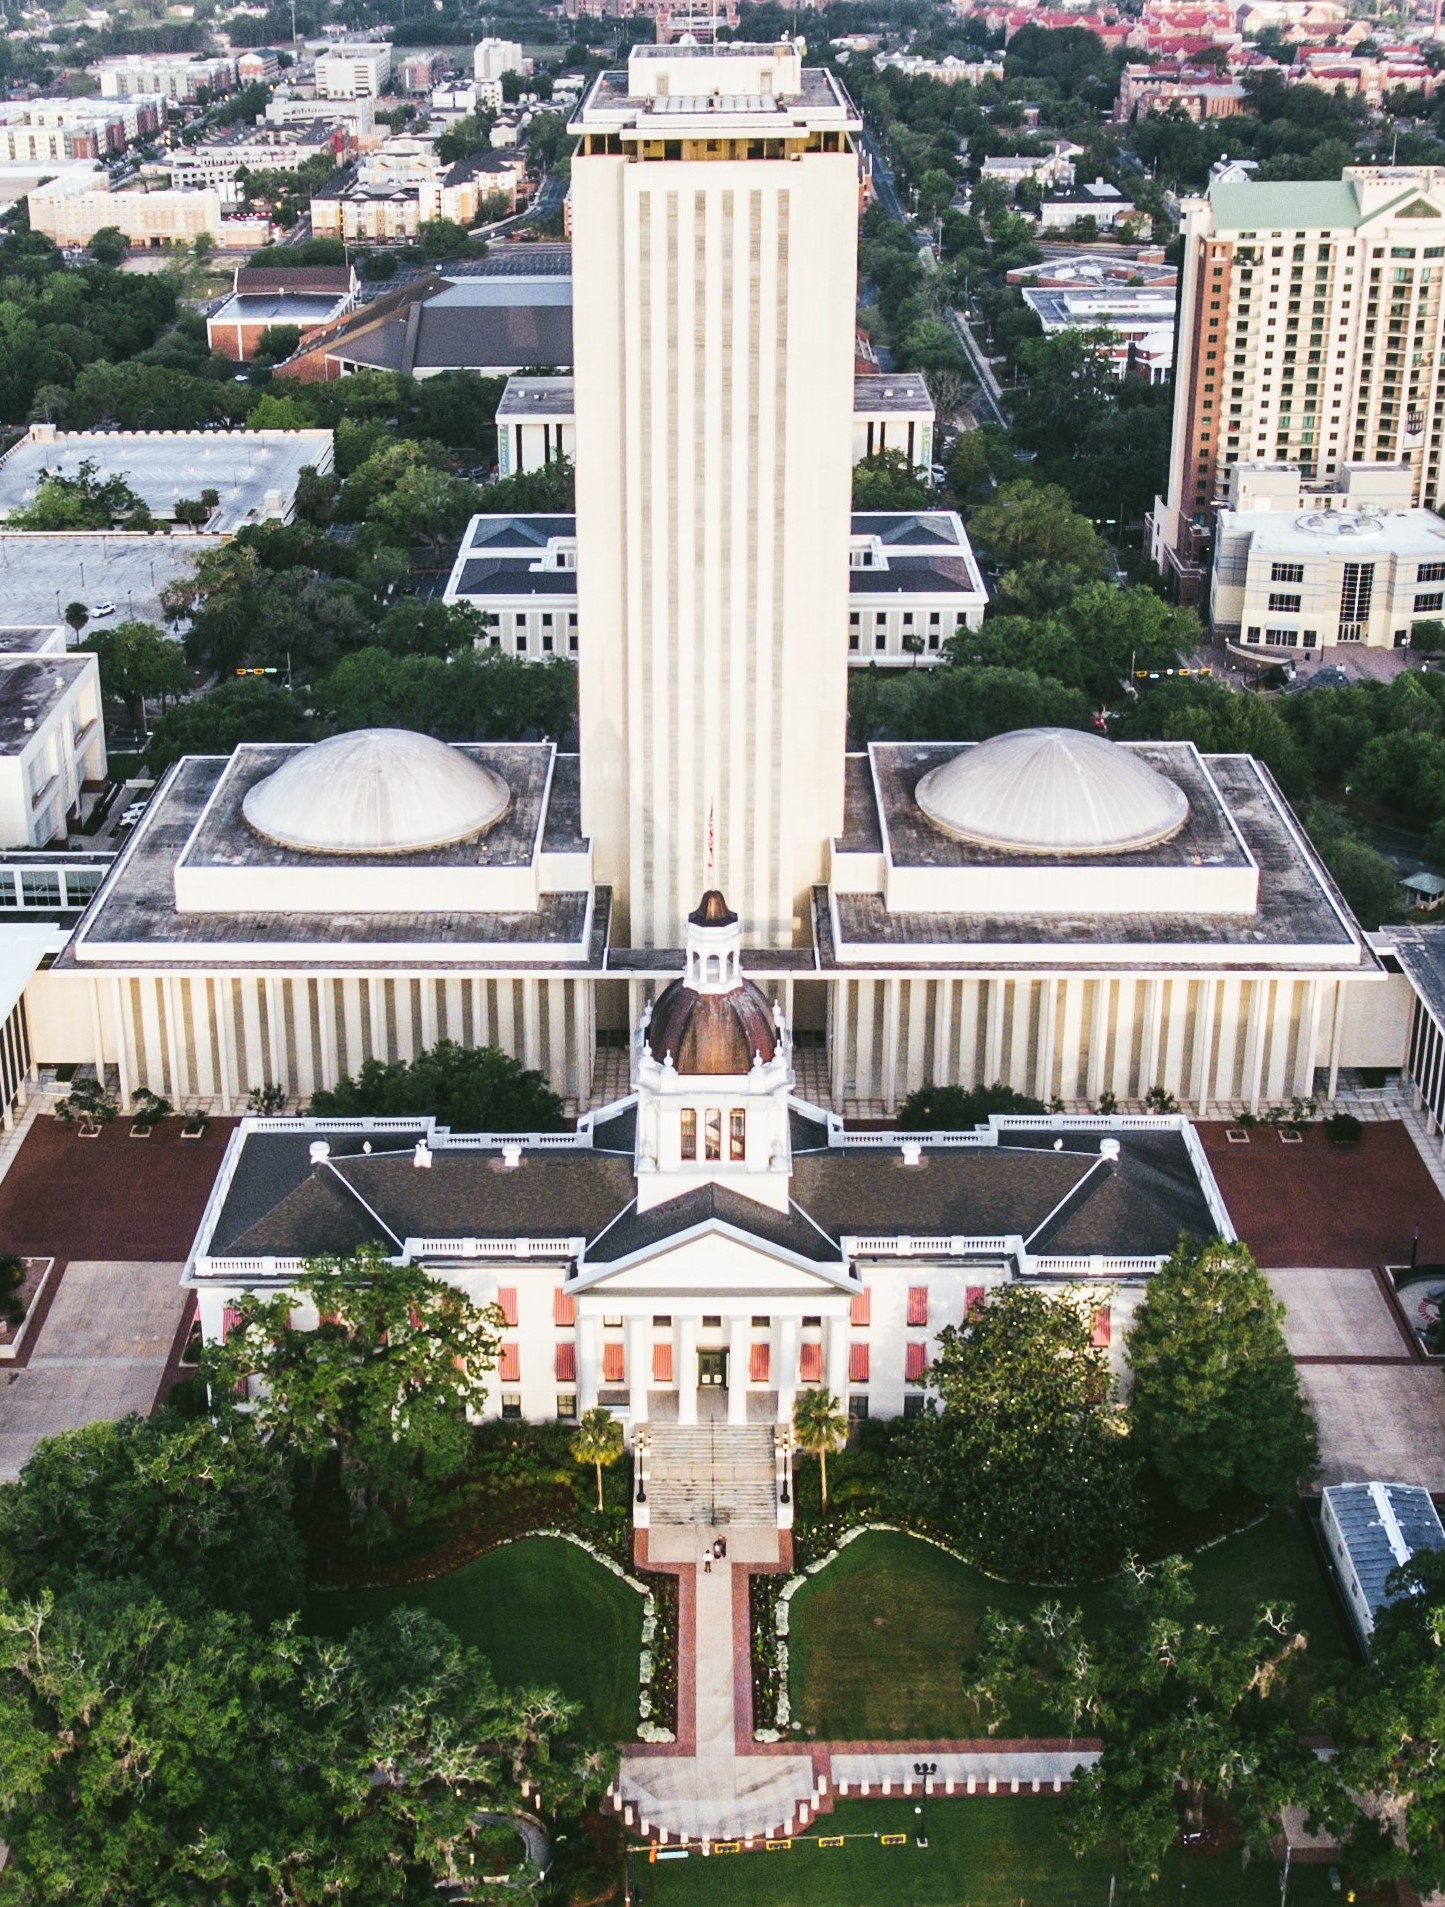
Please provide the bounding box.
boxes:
[309,1535,644,1739]
[789,1509,1349,1741]
[631,1797,1341,1906]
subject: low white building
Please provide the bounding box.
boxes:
[442,510,988,664]
[0,627,106,848]
[1021,282,1179,383]
[314,44,392,100]
[92,53,236,99]
[1038,182,1133,231]
[1321,1482,1445,1650]
[1210,461,1445,653]
[495,371,936,480]
[980,141,1082,194]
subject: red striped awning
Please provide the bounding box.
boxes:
[496,1287,519,1327]
[904,1341,928,1382]
[850,1289,871,1325]
[555,1342,576,1383]
[553,1288,576,1326]
[498,1342,520,1383]
[799,1341,822,1384]
[602,1341,625,1384]
[750,1342,771,1383]
[652,1342,673,1384]
[849,1343,870,1385]
[1092,1305,1112,1349]
[906,1286,928,1327]
[964,1285,987,1319]
[221,1305,242,1342]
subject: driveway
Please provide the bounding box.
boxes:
[0,1260,187,1480]
[1267,1268,1415,1359]
[1297,1364,1445,1491]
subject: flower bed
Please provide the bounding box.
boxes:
[0,1257,56,1363]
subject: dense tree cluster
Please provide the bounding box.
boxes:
[308,1039,566,1135]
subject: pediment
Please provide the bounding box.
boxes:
[576,1220,851,1295]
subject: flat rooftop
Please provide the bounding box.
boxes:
[62,750,607,970]
[1221,506,1445,560]
[0,429,335,535]
[853,373,934,414]
[210,291,348,325]
[0,534,222,629]
[496,376,580,419]
[0,656,94,754]
[824,746,1373,969]
[1023,287,1179,328]
[0,626,64,654]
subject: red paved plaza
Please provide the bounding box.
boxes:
[0,1115,237,1263]
[1198,1120,1445,1268]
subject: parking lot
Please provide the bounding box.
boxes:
[0,532,221,631]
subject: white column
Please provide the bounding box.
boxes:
[677,1316,698,1426]
[984,978,1005,1081]
[829,979,849,1110]
[1007,979,1032,1092]
[1110,978,1135,1102]
[163,976,185,1102]
[853,980,875,1101]
[956,978,980,1083]
[1214,977,1242,1107]
[777,1315,800,1427]
[825,1311,849,1402]
[1085,978,1109,1104]
[1162,978,1189,1097]
[904,979,928,1099]
[1266,978,1295,1103]
[1193,977,1216,1116]
[933,978,954,1087]
[628,1315,650,1426]
[214,977,233,1110]
[880,977,901,1109]
[728,1313,749,1425]
[1297,978,1323,1099]
[367,977,385,1063]
[1058,977,1085,1103]
[112,975,133,1110]
[1035,978,1058,1104]
[1138,978,1161,1100]
[1328,980,1347,1101]
[577,1313,600,1414]
[89,979,105,1086]
[1242,980,1267,1115]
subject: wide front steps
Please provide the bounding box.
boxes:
[616,1753,822,1844]
[646,1424,777,1528]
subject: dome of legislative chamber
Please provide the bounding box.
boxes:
[915,727,1190,857]
[647,979,779,1074]
[241,729,510,856]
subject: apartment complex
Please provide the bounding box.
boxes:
[0,100,160,162]
[92,53,237,100]
[1150,168,1445,598]
[570,41,862,948]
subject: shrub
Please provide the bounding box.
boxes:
[1326,1111,1363,1145]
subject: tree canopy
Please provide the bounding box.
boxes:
[1127,1238,1319,1512]
[0,1412,302,1625]
[309,1039,565,1135]
[892,1283,1139,1580]
[0,1589,601,1906]
[198,1246,505,1525]
[895,1080,1044,1128]
[7,459,147,531]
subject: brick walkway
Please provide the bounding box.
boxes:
[0,1115,237,1262]
[1198,1120,1445,1268]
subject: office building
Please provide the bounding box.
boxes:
[1209,460,1445,651]
[570,41,862,949]
[1150,166,1445,600]
[0,629,106,848]
[314,44,392,100]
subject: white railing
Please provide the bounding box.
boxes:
[195,1255,307,1277]
[841,1130,992,1148]
[407,1236,580,1259]
[837,1113,1187,1149]
[1026,1255,1164,1276]
[1179,1118,1237,1241]
[442,1132,582,1150]
[848,1234,1012,1255]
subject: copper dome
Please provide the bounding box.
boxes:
[647,977,778,1075]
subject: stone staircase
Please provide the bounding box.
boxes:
[616,1752,822,1844]
[646,1423,777,1527]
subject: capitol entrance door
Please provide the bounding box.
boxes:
[698,1348,728,1391]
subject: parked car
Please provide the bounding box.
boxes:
[90,602,117,619]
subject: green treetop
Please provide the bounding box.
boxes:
[1127,1237,1319,1512]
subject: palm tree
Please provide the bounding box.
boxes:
[792,1388,848,1510]
[570,1406,624,1512]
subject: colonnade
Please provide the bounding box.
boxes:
[826,970,1343,1114]
[81,968,596,1109]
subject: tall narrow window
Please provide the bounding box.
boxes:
[705,1108,722,1161]
[729,1109,746,1161]
[680,1108,697,1160]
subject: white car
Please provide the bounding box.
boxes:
[90,602,117,618]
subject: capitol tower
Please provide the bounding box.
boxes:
[569,40,861,949]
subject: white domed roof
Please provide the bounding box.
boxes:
[242,730,509,856]
[915,727,1189,856]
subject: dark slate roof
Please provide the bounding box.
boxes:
[587,1183,843,1266]
[204,1121,1216,1268]
[849,560,977,596]
[412,303,575,372]
[853,513,961,546]
[455,559,580,596]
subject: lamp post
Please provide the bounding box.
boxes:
[913,1761,936,1846]
[779,1430,792,1508]
[634,1428,647,1506]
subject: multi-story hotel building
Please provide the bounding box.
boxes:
[1150,167,1445,598]
[570,42,862,949]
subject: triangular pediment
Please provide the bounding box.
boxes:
[1399,197,1442,219]
[576,1226,851,1294]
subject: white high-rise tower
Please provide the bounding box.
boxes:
[570,40,861,948]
